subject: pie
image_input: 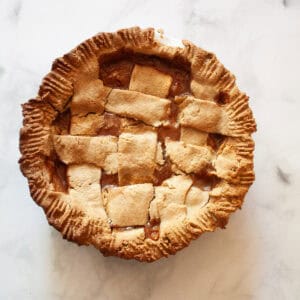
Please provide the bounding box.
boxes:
[19,27,256,262]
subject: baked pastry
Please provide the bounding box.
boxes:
[19,27,256,262]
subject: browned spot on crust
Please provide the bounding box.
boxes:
[214,91,230,105]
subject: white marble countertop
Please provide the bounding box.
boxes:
[1,0,300,299]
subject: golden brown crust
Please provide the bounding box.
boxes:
[19,27,256,262]
[105,89,171,127]
[129,64,172,97]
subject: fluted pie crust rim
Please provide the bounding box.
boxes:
[19,27,256,262]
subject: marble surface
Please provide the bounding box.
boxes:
[1,0,300,299]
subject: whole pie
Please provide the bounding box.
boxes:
[19,27,256,262]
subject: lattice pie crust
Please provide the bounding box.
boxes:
[19,27,256,262]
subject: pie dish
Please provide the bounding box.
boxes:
[19,27,256,262]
